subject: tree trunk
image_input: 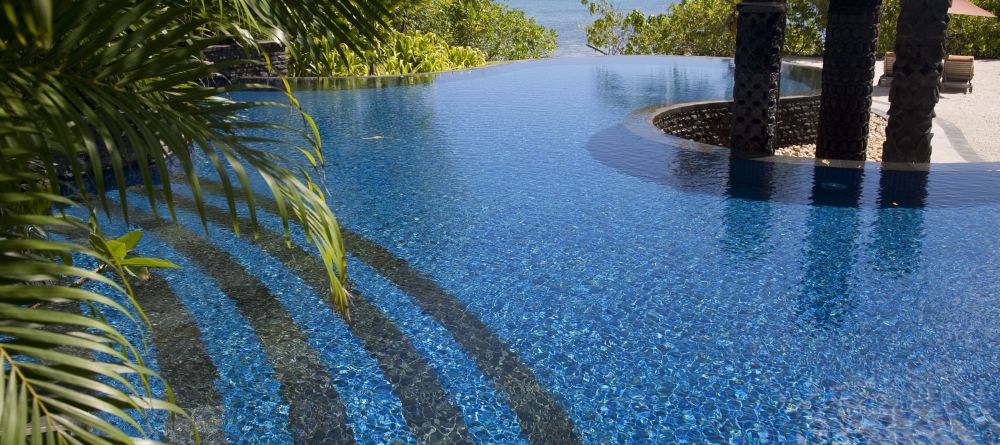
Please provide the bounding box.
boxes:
[882,0,952,163]
[730,0,787,156]
[816,0,882,161]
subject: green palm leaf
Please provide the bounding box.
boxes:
[2,0,398,442]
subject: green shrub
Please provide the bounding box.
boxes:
[583,0,999,59]
[397,0,558,61]
[879,0,1000,59]
[581,0,825,57]
[291,31,487,76]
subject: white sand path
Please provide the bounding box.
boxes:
[785,56,1000,163]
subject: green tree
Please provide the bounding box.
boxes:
[583,0,999,59]
[0,0,393,442]
[397,0,558,61]
[290,31,487,76]
[878,0,1000,58]
[582,0,825,57]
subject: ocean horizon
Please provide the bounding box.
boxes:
[502,0,675,57]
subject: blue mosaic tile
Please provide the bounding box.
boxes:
[78,57,1000,443]
[216,57,997,443]
[177,186,530,445]
[118,193,417,445]
[70,253,169,441]
[88,211,295,444]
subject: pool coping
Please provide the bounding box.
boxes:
[628,95,1000,173]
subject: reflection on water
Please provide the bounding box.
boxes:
[589,117,1000,208]
[714,161,931,328]
[224,58,997,444]
[716,163,931,328]
[798,167,865,328]
[871,170,929,276]
[722,158,775,259]
[593,61,733,111]
[783,64,823,94]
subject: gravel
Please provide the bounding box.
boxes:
[776,112,887,162]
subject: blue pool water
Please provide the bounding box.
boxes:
[97,57,999,444]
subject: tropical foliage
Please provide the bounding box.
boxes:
[582,0,1000,58]
[289,31,487,76]
[289,0,556,76]
[878,0,1000,58]
[581,0,825,57]
[396,0,558,61]
[193,0,407,59]
[0,0,392,443]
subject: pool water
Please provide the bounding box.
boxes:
[93,57,998,444]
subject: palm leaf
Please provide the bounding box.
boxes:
[190,0,409,58]
[2,0,397,442]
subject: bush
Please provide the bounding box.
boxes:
[290,31,487,76]
[584,0,1000,59]
[397,0,558,61]
[582,0,824,57]
[879,0,1000,59]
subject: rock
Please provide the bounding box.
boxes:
[775,113,887,162]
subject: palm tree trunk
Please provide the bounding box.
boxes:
[730,0,787,156]
[816,0,882,161]
[882,0,952,163]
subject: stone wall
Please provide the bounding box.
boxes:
[202,41,287,83]
[653,95,822,149]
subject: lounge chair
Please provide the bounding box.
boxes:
[941,54,975,93]
[877,52,895,86]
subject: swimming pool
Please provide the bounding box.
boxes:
[99,56,999,444]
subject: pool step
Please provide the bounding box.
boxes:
[160,192,474,445]
[194,181,584,445]
[127,207,359,445]
[132,273,227,445]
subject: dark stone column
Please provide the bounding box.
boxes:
[816,0,883,161]
[730,1,787,156]
[882,0,952,163]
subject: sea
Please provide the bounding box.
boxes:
[502,0,675,57]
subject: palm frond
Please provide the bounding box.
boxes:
[191,0,410,59]
[0,183,185,444]
[1,0,388,442]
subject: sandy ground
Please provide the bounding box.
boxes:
[785,56,1000,162]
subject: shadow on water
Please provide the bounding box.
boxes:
[588,121,942,328]
[721,158,776,259]
[797,167,866,329]
[870,170,929,277]
[587,119,1000,208]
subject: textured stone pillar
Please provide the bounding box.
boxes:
[730,1,787,156]
[883,0,952,163]
[816,0,882,161]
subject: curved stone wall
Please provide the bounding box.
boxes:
[653,95,822,149]
[203,41,287,83]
